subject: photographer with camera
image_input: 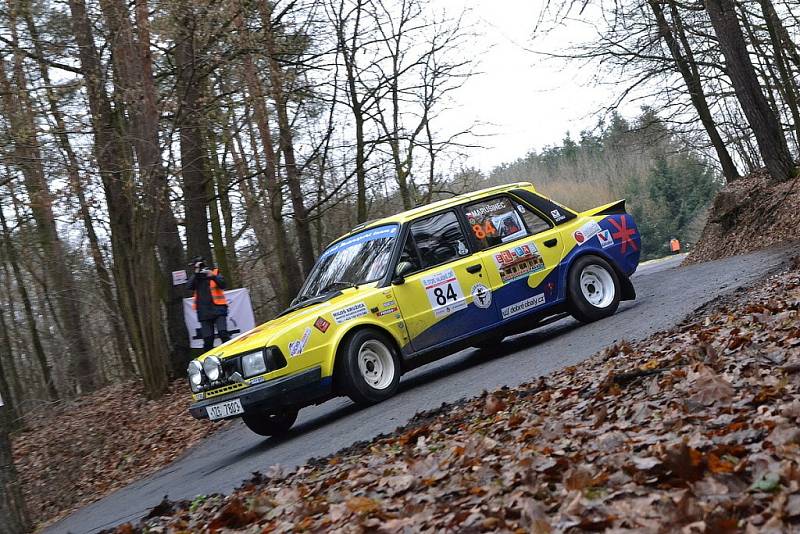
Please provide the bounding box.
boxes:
[187,256,231,350]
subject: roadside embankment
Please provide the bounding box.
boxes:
[687,170,800,264]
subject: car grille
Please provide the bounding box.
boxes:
[198,348,287,397]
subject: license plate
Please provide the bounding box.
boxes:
[206,398,244,420]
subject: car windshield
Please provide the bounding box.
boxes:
[297,225,399,301]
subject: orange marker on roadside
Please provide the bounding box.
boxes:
[670,238,681,253]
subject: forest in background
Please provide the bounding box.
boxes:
[468,110,722,260]
[2,0,800,529]
[0,0,797,440]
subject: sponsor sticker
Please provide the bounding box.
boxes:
[573,220,602,245]
[248,377,264,385]
[377,306,399,317]
[501,293,545,319]
[421,268,467,318]
[471,283,492,309]
[382,300,396,308]
[320,225,398,260]
[550,209,565,222]
[466,200,508,219]
[314,316,330,333]
[332,302,368,324]
[597,229,614,248]
[492,241,545,283]
[288,327,312,357]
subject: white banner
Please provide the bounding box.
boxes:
[183,288,257,349]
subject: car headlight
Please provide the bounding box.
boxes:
[242,351,267,378]
[187,360,203,391]
[202,356,222,382]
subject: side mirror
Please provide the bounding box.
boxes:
[392,261,415,285]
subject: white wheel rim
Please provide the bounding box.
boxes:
[357,339,395,390]
[580,265,615,308]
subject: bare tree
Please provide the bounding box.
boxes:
[705,0,794,182]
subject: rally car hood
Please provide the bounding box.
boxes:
[202,287,370,361]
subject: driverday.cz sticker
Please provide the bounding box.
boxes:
[420,268,467,318]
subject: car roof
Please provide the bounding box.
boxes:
[332,181,536,245]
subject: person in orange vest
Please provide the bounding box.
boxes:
[670,238,681,253]
[187,256,230,350]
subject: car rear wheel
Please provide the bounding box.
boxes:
[568,255,621,323]
[242,409,298,437]
[336,329,401,405]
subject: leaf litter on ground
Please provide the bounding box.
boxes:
[107,257,800,532]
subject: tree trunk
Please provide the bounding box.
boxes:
[261,3,316,275]
[207,127,239,286]
[0,206,59,401]
[649,0,740,182]
[0,47,97,394]
[67,0,143,380]
[20,0,133,377]
[226,108,286,303]
[0,306,21,429]
[174,0,213,263]
[757,0,800,149]
[336,0,369,222]
[98,0,171,397]
[705,0,795,182]
[0,403,29,534]
[0,302,23,420]
[234,5,302,305]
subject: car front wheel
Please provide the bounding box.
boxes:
[336,329,401,405]
[242,409,298,437]
[568,255,621,323]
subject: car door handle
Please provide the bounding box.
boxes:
[543,238,558,248]
[466,264,482,274]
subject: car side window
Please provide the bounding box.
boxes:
[515,199,551,235]
[464,196,551,251]
[407,211,470,271]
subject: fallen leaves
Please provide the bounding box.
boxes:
[110,264,800,532]
[11,379,227,527]
[687,364,735,405]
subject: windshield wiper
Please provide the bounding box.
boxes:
[280,281,359,318]
[320,281,358,294]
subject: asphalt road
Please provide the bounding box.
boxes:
[49,248,794,533]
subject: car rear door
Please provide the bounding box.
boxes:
[391,210,496,353]
[461,194,565,322]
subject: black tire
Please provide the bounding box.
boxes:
[242,409,298,437]
[567,255,621,323]
[335,328,401,405]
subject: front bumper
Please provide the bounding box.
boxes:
[188,366,331,420]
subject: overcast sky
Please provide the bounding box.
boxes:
[431,0,624,171]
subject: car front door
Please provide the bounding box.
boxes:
[391,210,496,353]
[462,195,565,322]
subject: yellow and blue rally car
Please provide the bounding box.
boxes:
[188,182,641,436]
